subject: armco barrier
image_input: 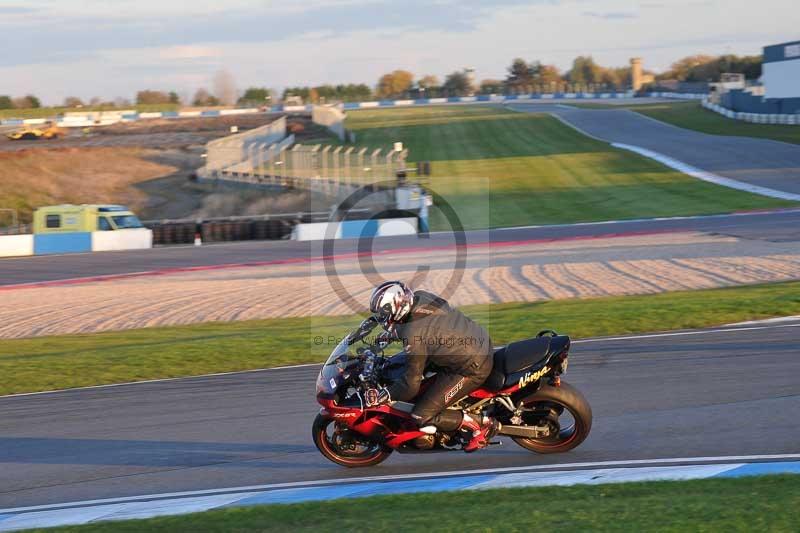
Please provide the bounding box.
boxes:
[0,93,648,126]
[91,229,152,252]
[701,99,800,125]
[292,217,418,241]
[0,234,34,258]
[647,92,707,99]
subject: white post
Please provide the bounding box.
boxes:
[370,149,382,184]
[385,151,394,182]
[292,144,303,179]
[343,146,354,187]
[321,145,331,180]
[269,144,277,182]
[332,146,343,184]
[311,144,321,178]
[357,147,368,183]
[279,146,287,181]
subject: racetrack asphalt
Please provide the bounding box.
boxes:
[1,209,799,287]
[510,103,800,195]
[1,321,798,509]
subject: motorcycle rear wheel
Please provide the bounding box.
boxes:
[512,381,592,454]
[312,414,393,467]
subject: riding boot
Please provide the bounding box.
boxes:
[461,413,499,453]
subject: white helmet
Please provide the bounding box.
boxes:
[369,281,414,327]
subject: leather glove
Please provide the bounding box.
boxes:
[364,386,391,407]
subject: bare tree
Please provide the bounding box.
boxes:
[213,70,238,106]
[63,96,84,108]
[418,75,440,89]
[136,90,171,105]
[193,88,219,106]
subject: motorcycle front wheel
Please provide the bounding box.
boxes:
[512,381,592,454]
[312,414,393,467]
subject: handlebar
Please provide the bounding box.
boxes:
[358,348,384,386]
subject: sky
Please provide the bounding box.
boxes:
[0,0,797,104]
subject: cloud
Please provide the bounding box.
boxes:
[0,0,795,103]
[0,5,38,14]
[158,45,222,60]
[582,11,638,19]
[0,0,538,67]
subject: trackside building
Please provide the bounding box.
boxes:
[720,39,800,115]
[762,40,800,103]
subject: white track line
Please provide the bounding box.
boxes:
[612,143,800,202]
[507,103,800,202]
[487,207,800,232]
[2,322,798,400]
[0,363,320,399]
[572,322,800,344]
[723,315,800,327]
[3,453,800,514]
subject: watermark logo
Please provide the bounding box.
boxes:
[320,178,473,316]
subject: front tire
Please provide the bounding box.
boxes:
[312,414,392,467]
[512,381,592,454]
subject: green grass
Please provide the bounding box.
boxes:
[572,101,800,145]
[0,104,179,120]
[47,475,800,532]
[3,281,800,396]
[344,106,793,229]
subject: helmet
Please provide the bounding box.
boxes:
[369,281,414,327]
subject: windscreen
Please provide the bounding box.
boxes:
[112,215,144,229]
[317,335,357,394]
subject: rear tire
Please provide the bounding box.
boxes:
[312,414,392,467]
[512,381,592,454]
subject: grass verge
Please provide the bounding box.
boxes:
[344,105,793,229]
[573,101,800,145]
[3,281,800,396]
[47,475,800,532]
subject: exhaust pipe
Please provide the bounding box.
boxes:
[497,424,550,439]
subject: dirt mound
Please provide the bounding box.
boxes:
[0,147,176,223]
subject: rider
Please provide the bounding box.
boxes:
[365,281,499,452]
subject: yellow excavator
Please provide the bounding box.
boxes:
[6,122,63,141]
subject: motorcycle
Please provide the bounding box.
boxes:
[313,317,592,467]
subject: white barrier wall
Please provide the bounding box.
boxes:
[311,105,346,141]
[292,222,341,241]
[91,229,153,252]
[291,218,418,241]
[0,234,34,257]
[378,217,419,236]
[205,116,287,174]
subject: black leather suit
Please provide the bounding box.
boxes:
[387,291,493,431]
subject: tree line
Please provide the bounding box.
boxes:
[285,53,763,101]
[1,53,767,110]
